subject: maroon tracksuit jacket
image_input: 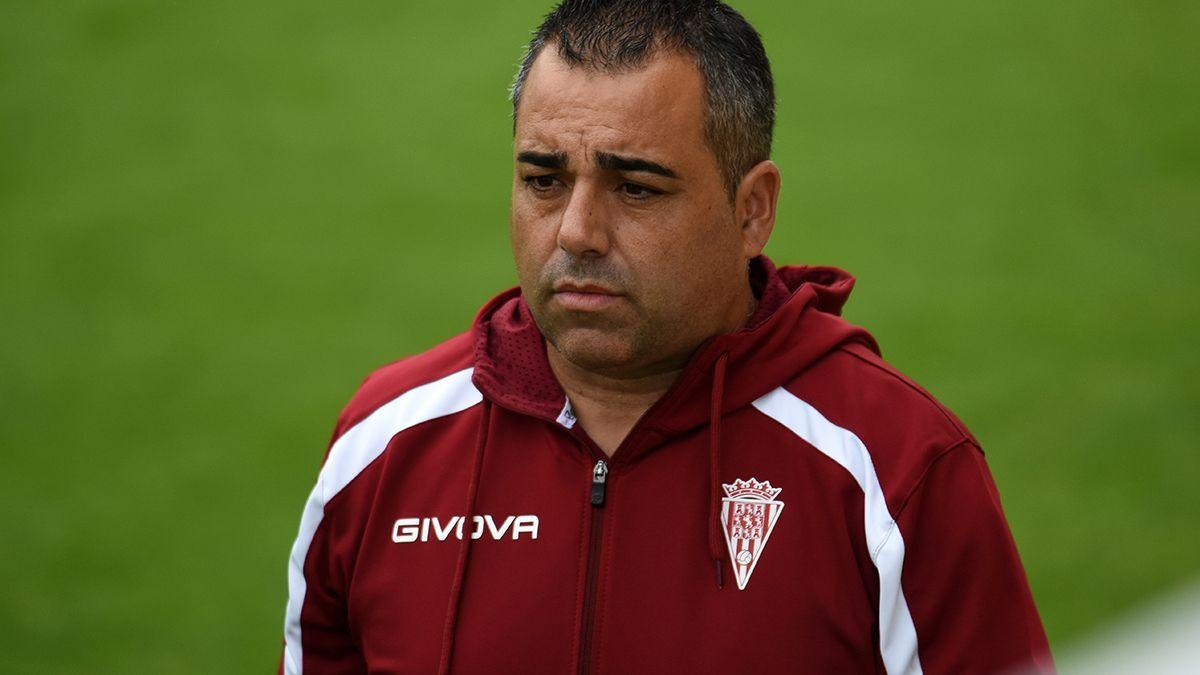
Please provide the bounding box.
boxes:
[282,256,1053,674]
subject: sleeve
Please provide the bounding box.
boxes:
[895,442,1054,674]
[279,426,369,675]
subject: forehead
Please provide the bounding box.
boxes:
[515,48,709,162]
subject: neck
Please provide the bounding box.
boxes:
[547,285,757,457]
[547,345,682,457]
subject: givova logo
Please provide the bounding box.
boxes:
[392,515,539,543]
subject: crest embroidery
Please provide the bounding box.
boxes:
[721,477,785,590]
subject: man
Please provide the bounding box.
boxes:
[282,1,1053,673]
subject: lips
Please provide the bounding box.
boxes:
[554,281,620,295]
[551,280,624,311]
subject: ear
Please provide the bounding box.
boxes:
[733,160,781,259]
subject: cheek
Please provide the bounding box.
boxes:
[509,199,554,272]
[689,205,742,269]
[624,207,739,306]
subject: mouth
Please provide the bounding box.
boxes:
[551,280,624,311]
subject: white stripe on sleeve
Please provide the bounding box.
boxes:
[283,367,482,675]
[752,386,924,675]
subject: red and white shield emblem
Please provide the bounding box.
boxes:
[721,478,784,590]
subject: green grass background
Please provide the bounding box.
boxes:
[2,0,1197,671]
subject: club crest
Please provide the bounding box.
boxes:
[721,477,784,590]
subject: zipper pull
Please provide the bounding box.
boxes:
[590,460,608,506]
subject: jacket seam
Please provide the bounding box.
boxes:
[882,437,1048,666]
[870,518,898,565]
[889,436,978,530]
[838,346,975,441]
[867,436,972,561]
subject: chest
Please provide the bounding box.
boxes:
[347,415,882,674]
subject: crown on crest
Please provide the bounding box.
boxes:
[722,477,782,501]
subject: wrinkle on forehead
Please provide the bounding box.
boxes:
[514,50,710,170]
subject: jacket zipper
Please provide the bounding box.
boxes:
[578,458,607,675]
[565,341,725,672]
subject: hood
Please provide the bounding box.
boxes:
[470,254,879,463]
[433,254,881,636]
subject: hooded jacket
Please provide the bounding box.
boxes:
[282,256,1053,675]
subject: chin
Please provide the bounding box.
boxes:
[551,328,641,372]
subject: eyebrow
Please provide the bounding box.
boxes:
[596,151,678,179]
[516,150,568,169]
[516,149,680,180]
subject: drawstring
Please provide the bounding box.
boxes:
[437,400,491,675]
[708,351,730,589]
[440,348,729,669]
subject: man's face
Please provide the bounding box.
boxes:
[511,48,751,378]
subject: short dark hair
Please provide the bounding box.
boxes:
[510,0,775,198]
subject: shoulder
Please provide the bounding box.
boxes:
[814,342,976,443]
[774,342,980,515]
[309,330,480,505]
[332,331,477,441]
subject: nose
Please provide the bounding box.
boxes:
[557,181,610,258]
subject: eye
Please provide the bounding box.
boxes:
[618,182,661,200]
[523,175,560,192]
